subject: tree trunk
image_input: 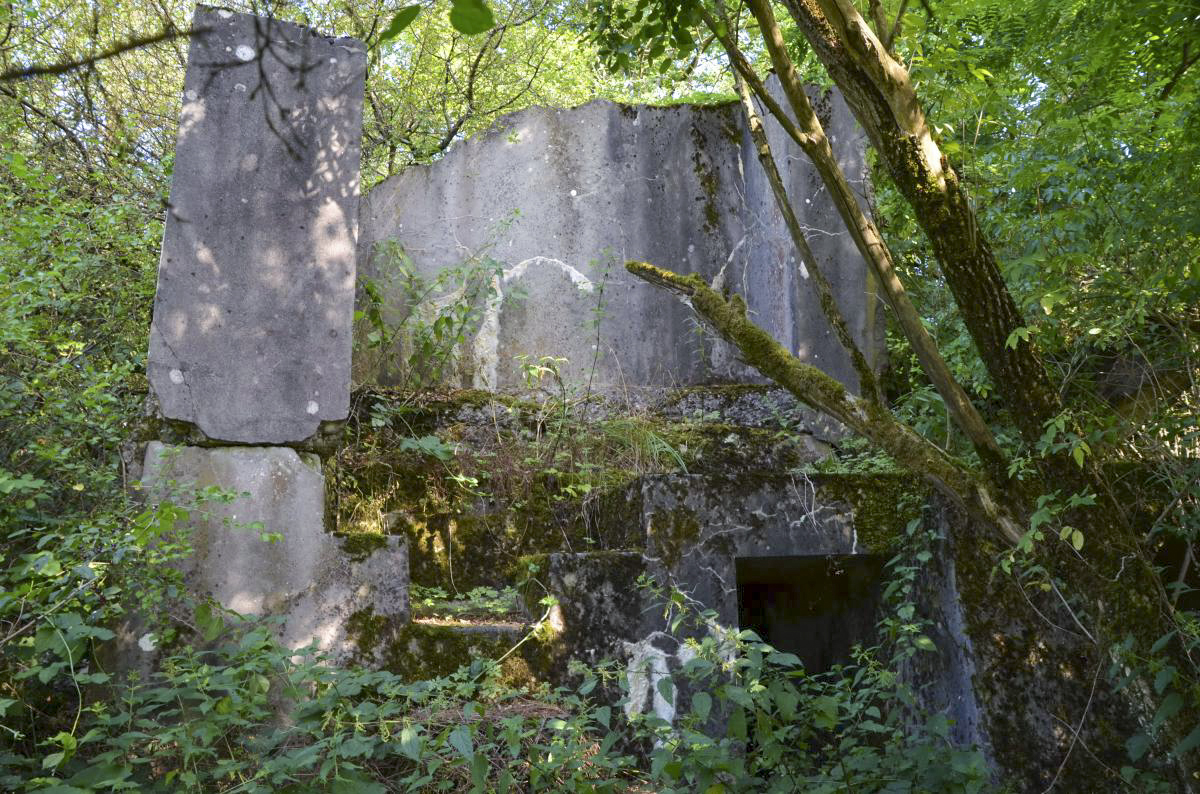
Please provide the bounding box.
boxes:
[704,0,1009,485]
[625,260,1025,545]
[780,0,1062,450]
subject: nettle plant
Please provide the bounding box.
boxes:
[4,438,994,793]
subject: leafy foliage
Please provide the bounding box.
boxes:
[2,0,1199,787]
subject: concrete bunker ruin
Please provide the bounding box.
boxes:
[126,7,1134,787]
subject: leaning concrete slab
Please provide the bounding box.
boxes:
[140,442,408,664]
[147,7,366,443]
[358,87,883,394]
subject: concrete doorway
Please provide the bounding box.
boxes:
[735,554,885,672]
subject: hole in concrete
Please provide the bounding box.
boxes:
[735,554,885,673]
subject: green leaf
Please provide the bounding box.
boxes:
[379,5,422,45]
[44,733,75,769]
[330,772,386,794]
[1071,529,1084,551]
[66,762,132,788]
[399,725,422,761]
[1005,326,1032,349]
[470,752,489,789]
[691,691,712,722]
[196,602,224,642]
[1151,693,1183,730]
[1154,667,1175,695]
[448,724,474,761]
[339,735,374,758]
[914,635,937,652]
[656,676,674,704]
[727,706,747,739]
[812,696,839,730]
[724,684,752,709]
[1174,724,1200,758]
[449,0,494,34]
[1127,732,1152,762]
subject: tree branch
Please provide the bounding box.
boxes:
[0,85,92,167]
[885,0,909,51]
[626,260,1023,545]
[733,69,882,403]
[1158,42,1199,104]
[0,25,200,83]
[705,0,1008,482]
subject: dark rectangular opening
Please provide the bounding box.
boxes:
[735,554,885,672]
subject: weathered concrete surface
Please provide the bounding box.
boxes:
[640,472,859,627]
[148,7,365,443]
[358,88,883,393]
[509,468,990,752]
[519,551,647,673]
[141,443,408,664]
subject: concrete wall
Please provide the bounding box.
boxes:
[358,88,883,394]
[148,7,365,444]
[133,8,409,669]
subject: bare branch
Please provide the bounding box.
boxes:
[0,85,92,166]
[1158,42,1199,104]
[885,0,910,51]
[0,25,201,83]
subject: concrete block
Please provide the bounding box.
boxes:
[140,443,408,664]
[148,7,366,443]
[358,88,883,394]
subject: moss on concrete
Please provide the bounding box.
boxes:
[334,531,389,561]
[348,606,536,684]
[650,507,701,569]
[690,125,723,233]
[815,472,929,554]
[513,551,647,685]
[665,383,775,402]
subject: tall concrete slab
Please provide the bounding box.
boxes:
[141,443,409,662]
[358,86,883,394]
[148,7,366,443]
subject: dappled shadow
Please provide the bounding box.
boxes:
[147,6,366,444]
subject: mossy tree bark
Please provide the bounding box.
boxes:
[768,0,1195,684]
[778,0,1060,452]
[731,69,882,405]
[628,258,1197,781]
[607,0,1198,778]
[625,260,1025,546]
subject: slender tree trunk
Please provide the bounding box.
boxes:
[780,0,1061,450]
[703,0,1009,485]
[732,69,882,404]
[626,260,1025,545]
[742,1,1199,774]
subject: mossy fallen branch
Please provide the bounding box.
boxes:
[626,260,1023,545]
